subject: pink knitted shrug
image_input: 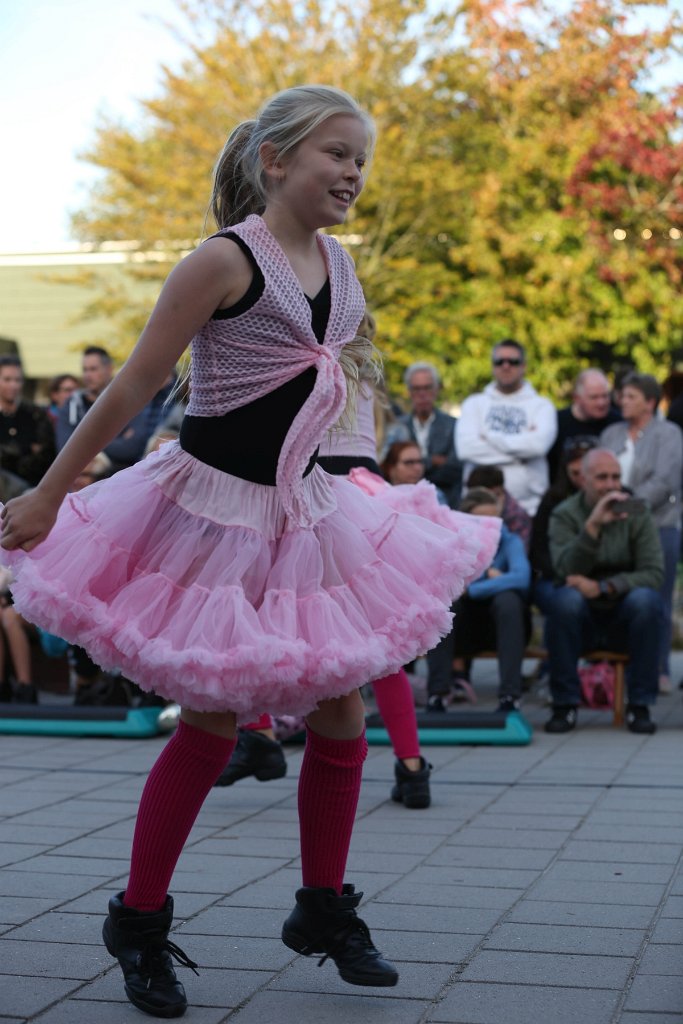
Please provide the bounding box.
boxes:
[186,215,365,526]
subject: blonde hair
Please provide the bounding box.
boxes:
[211,85,375,228]
[336,309,383,430]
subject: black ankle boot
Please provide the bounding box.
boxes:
[13,682,38,704]
[102,892,198,1018]
[213,728,287,787]
[391,757,432,809]
[281,885,398,987]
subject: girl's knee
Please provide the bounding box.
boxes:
[179,708,237,739]
[306,689,365,739]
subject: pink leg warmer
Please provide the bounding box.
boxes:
[371,669,421,761]
[124,720,235,911]
[298,726,367,895]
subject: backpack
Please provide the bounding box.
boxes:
[578,661,615,709]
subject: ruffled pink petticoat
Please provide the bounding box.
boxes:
[2,443,500,719]
[348,467,500,581]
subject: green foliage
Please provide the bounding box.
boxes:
[70,0,683,401]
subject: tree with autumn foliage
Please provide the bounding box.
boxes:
[70,0,682,400]
[443,0,683,397]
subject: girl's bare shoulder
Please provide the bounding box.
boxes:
[168,234,254,310]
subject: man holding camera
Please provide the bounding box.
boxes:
[544,448,663,735]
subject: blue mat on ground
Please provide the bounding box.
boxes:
[0,704,163,738]
[365,709,533,745]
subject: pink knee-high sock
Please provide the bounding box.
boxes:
[372,669,420,761]
[298,726,367,895]
[124,720,235,911]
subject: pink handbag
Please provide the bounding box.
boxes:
[579,661,615,708]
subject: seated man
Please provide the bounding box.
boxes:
[427,487,531,713]
[545,448,663,735]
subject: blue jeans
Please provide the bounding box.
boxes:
[533,578,557,619]
[658,526,680,676]
[546,585,662,707]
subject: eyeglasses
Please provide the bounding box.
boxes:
[563,435,598,452]
[493,358,523,367]
[398,458,425,467]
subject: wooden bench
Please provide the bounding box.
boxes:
[473,647,629,727]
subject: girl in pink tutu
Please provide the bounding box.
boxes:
[0,85,498,1017]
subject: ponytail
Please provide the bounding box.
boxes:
[210,120,263,229]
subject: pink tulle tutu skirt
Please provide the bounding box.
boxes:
[1,443,500,719]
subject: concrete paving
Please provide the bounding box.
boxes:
[2,655,683,1023]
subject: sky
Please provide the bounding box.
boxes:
[2,0,191,251]
[2,0,681,253]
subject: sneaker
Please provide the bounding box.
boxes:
[626,705,657,735]
[213,728,287,786]
[544,705,577,733]
[426,695,446,712]
[497,695,521,713]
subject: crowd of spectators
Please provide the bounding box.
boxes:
[2,335,682,738]
[381,341,683,737]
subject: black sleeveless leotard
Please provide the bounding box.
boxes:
[180,232,330,485]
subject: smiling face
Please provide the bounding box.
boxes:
[268,114,369,230]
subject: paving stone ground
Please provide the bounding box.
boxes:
[2,654,683,1023]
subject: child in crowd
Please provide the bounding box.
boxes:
[465,465,531,551]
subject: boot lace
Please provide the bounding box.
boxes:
[137,938,200,986]
[316,916,377,968]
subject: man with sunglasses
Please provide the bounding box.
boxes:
[456,340,557,515]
